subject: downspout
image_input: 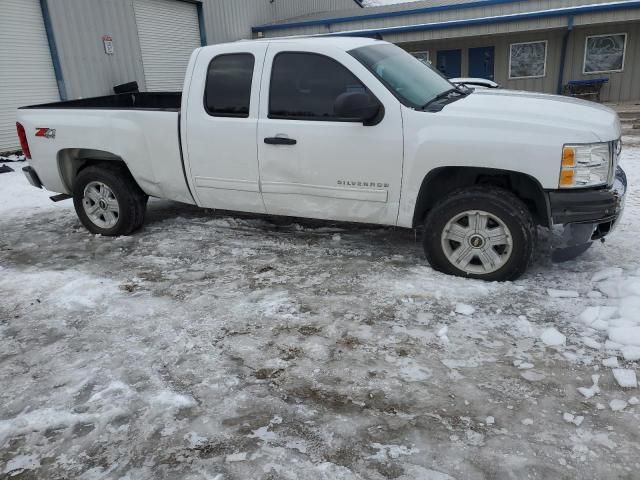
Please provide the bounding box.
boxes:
[40,0,67,100]
[196,2,208,46]
[556,15,574,95]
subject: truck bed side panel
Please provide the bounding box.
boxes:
[16,109,195,205]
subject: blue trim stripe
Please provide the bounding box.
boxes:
[253,0,521,32]
[39,0,67,100]
[319,1,640,38]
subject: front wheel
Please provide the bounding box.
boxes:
[73,165,147,236]
[423,186,536,281]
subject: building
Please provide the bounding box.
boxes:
[0,0,361,152]
[254,0,640,104]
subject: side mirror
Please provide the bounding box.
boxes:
[334,92,383,126]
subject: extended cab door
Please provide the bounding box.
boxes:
[257,43,404,225]
[183,43,267,213]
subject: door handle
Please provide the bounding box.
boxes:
[264,136,297,145]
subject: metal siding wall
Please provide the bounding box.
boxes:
[47,0,145,99]
[564,22,640,102]
[259,0,633,38]
[201,0,357,45]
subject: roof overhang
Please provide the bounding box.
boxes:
[253,0,640,37]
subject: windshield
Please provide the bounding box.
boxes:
[350,43,454,109]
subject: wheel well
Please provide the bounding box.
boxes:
[57,149,132,192]
[412,167,550,228]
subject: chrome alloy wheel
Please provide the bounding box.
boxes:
[82,181,120,229]
[441,209,513,275]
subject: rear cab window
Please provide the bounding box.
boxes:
[204,53,255,117]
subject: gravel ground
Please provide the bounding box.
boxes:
[0,143,639,480]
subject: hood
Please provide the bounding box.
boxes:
[443,89,621,142]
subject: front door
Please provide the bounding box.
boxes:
[183,43,267,213]
[257,44,404,225]
[436,49,462,78]
[468,46,495,80]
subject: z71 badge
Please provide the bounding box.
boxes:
[337,180,389,188]
[35,128,56,139]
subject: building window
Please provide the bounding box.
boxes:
[509,40,547,79]
[269,52,369,121]
[204,54,255,117]
[411,51,431,65]
[583,33,627,74]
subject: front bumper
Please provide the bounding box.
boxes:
[547,166,627,243]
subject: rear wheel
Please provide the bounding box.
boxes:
[73,165,147,236]
[423,186,535,281]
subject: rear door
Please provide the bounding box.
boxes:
[183,43,267,213]
[256,43,404,225]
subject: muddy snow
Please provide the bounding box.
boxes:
[1,145,639,479]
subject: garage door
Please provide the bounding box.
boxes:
[0,0,60,152]
[134,0,202,92]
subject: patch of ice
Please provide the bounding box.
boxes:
[225,452,247,462]
[522,418,534,425]
[582,337,602,350]
[521,370,546,382]
[609,399,628,412]
[577,374,601,399]
[629,397,639,405]
[485,416,495,425]
[540,328,566,347]
[455,303,475,316]
[609,327,640,347]
[621,346,640,361]
[547,288,579,298]
[3,454,40,475]
[368,443,419,461]
[563,413,584,426]
[602,357,619,368]
[591,267,623,282]
[612,369,638,388]
[147,390,196,409]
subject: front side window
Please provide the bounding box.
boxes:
[204,53,255,117]
[509,41,547,79]
[269,52,370,121]
[583,33,627,74]
[350,43,452,109]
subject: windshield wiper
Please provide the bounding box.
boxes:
[421,87,468,110]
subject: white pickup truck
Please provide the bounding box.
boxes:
[17,37,626,281]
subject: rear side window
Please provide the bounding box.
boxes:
[205,54,255,117]
[269,52,368,121]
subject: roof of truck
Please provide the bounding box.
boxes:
[222,36,384,51]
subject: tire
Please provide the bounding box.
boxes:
[423,186,536,281]
[73,164,147,236]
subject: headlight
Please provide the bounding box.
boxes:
[559,143,611,188]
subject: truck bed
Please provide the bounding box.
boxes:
[19,92,181,111]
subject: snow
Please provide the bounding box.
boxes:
[609,399,628,412]
[540,327,566,346]
[547,288,579,298]
[609,326,640,346]
[1,141,640,478]
[454,302,475,315]
[612,369,638,388]
[562,413,584,427]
